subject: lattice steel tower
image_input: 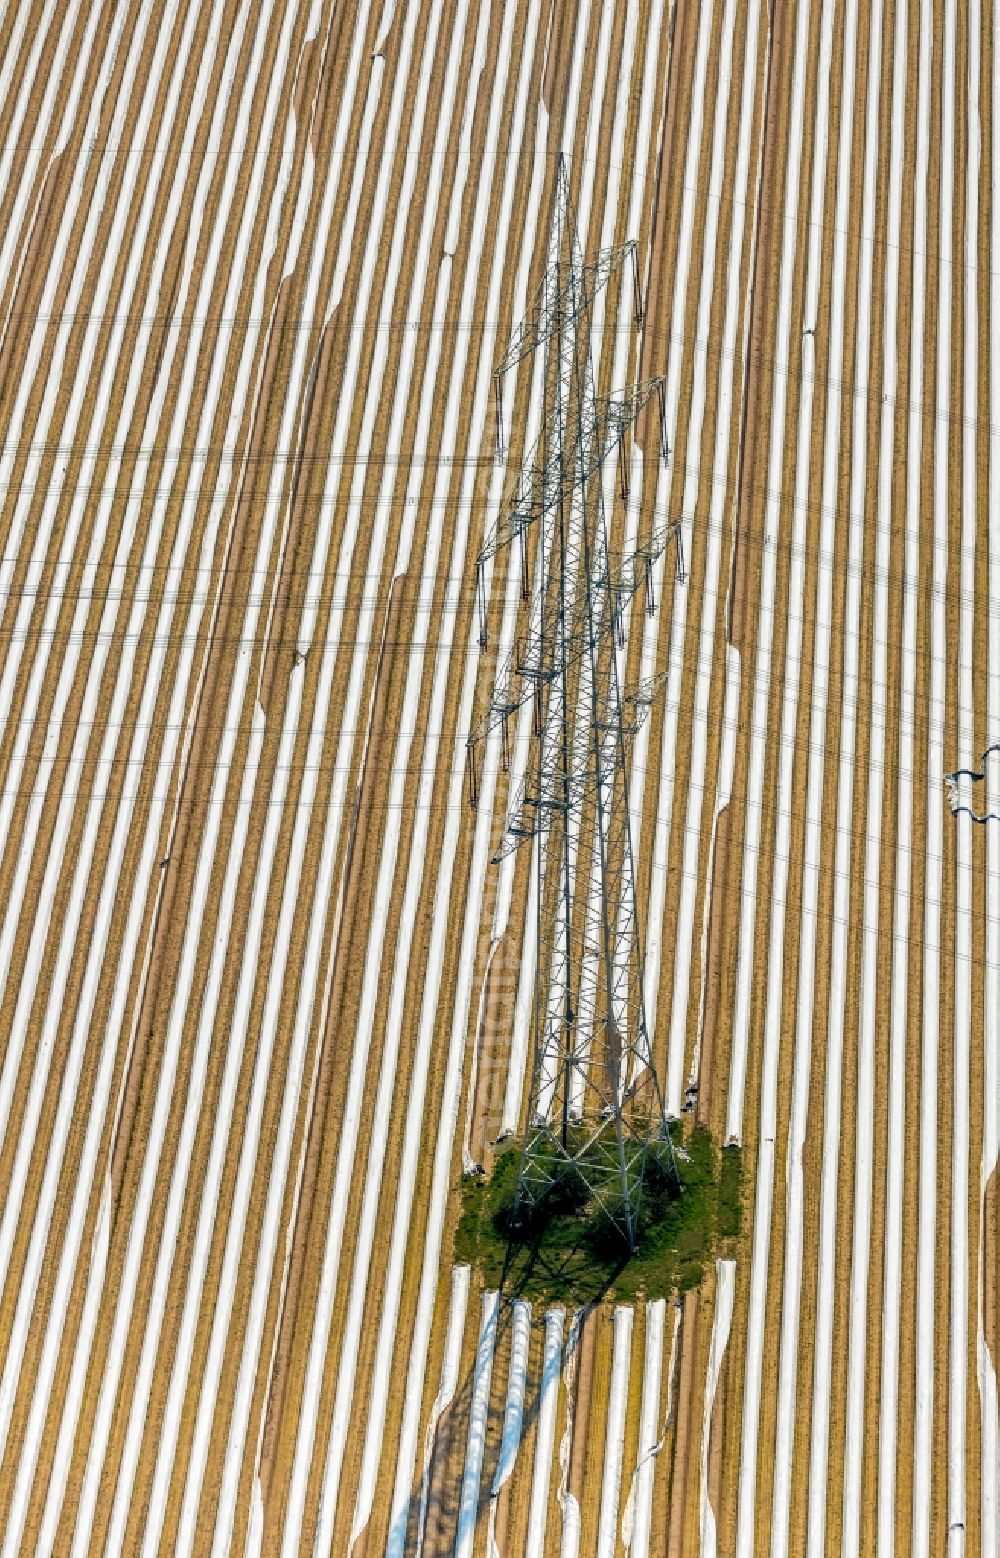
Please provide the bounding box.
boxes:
[468,159,683,1251]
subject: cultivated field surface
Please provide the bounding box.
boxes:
[0,0,996,1551]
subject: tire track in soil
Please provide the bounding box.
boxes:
[645,0,739,1122]
[256,312,339,721]
[254,574,406,1531]
[665,1290,699,1556]
[690,0,795,1539]
[0,149,70,408]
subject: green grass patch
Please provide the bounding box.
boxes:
[453,1126,743,1305]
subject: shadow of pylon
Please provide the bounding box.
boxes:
[392,1224,629,1557]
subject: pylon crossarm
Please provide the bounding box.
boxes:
[623,667,669,718]
[477,380,666,567]
[609,516,684,594]
[470,540,659,752]
[493,242,637,380]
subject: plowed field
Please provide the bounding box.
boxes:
[0,0,995,1552]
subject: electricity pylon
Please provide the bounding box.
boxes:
[467,158,682,1251]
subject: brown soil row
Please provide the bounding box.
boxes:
[617,1310,646,1558]
[0,0,112,357]
[970,0,994,1530]
[644,1303,675,1554]
[570,1306,608,1553]
[699,0,809,1537]
[857,5,913,1545]
[705,1275,733,1551]
[421,1286,483,1558]
[930,0,961,1543]
[664,1289,701,1556]
[16,0,340,1544]
[0,0,271,1545]
[827,7,890,1542]
[985,1162,1000,1387]
[63,3,329,1546]
[169,0,432,1544]
[155,0,483,1533]
[970,127,991,1558]
[251,3,512,1548]
[893,0,943,1543]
